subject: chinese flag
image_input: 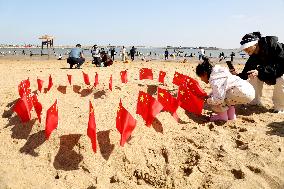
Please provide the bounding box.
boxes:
[139,68,153,80]
[136,91,164,126]
[158,71,166,83]
[32,94,43,123]
[45,100,58,139]
[47,75,53,91]
[116,99,137,147]
[87,101,97,153]
[82,71,90,85]
[120,70,128,83]
[18,78,31,98]
[184,77,207,98]
[172,71,188,86]
[157,88,179,121]
[109,75,112,91]
[177,85,204,115]
[13,96,31,123]
[94,72,99,87]
[67,74,72,85]
[37,78,44,92]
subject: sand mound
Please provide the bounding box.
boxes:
[0,57,283,189]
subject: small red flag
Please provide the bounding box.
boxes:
[139,68,153,80]
[172,71,188,86]
[136,91,164,126]
[18,78,31,98]
[47,75,53,91]
[116,99,137,147]
[45,100,58,139]
[157,88,179,121]
[32,94,43,123]
[158,71,166,83]
[120,70,128,83]
[109,75,112,91]
[82,71,90,85]
[94,72,99,87]
[184,77,207,98]
[37,78,44,92]
[177,85,204,115]
[87,101,97,153]
[67,74,72,85]
[13,96,31,123]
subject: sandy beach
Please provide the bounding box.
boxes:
[0,56,283,189]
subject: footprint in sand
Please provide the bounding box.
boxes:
[235,139,249,150]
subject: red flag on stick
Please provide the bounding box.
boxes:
[82,71,90,85]
[37,78,44,92]
[177,85,204,115]
[67,74,72,85]
[32,94,43,123]
[94,72,99,87]
[139,68,153,80]
[172,72,188,86]
[158,71,166,84]
[87,101,97,153]
[184,77,207,98]
[109,75,112,91]
[116,99,137,147]
[47,75,53,91]
[120,70,128,83]
[157,88,179,121]
[136,91,164,126]
[18,78,31,98]
[13,96,31,123]
[45,100,58,139]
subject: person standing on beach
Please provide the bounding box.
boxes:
[198,48,205,60]
[67,44,85,69]
[230,52,235,62]
[165,49,169,60]
[121,46,127,62]
[130,46,136,61]
[231,32,284,113]
[110,47,116,60]
[91,45,102,67]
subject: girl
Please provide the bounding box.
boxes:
[196,58,255,121]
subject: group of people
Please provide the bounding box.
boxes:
[66,32,284,119]
[67,44,113,69]
[196,31,284,122]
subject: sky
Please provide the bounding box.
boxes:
[1,0,284,48]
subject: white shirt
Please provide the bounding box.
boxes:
[207,65,252,105]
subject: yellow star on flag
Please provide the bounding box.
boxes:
[159,92,164,98]
[140,95,144,102]
[180,90,185,95]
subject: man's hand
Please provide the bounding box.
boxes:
[247,70,258,79]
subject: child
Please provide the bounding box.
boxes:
[196,58,255,121]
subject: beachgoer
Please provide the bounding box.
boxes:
[121,46,127,62]
[91,45,102,66]
[58,54,62,60]
[67,44,85,69]
[110,47,116,60]
[101,51,113,67]
[196,58,255,121]
[198,48,205,60]
[165,49,169,60]
[230,52,235,62]
[231,32,284,113]
[130,46,136,61]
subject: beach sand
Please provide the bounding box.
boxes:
[0,56,283,189]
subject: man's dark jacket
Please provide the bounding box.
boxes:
[238,36,284,85]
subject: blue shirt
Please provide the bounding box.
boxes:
[69,47,82,58]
